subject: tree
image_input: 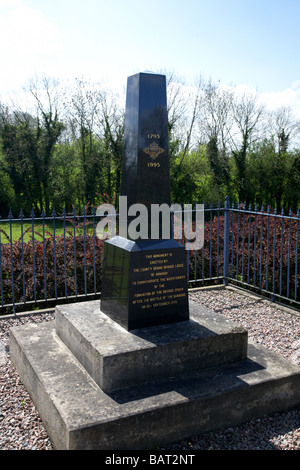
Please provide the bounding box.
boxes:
[97,88,124,203]
[247,138,300,211]
[0,110,40,214]
[0,131,15,216]
[0,77,65,215]
[268,106,300,152]
[49,139,83,212]
[166,74,205,166]
[170,145,220,205]
[206,134,230,190]
[284,150,300,211]
[199,79,234,154]
[26,76,65,214]
[231,91,266,203]
[65,79,124,208]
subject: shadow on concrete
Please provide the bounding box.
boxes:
[108,356,264,404]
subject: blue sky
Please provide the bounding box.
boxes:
[1,0,300,113]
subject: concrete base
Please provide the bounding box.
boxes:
[9,300,300,450]
[55,300,248,392]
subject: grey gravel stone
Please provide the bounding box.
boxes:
[1,289,300,450]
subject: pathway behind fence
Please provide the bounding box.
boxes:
[0,198,299,315]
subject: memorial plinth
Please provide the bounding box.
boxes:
[55,300,247,393]
[101,237,189,330]
[9,72,300,450]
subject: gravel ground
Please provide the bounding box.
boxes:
[0,287,300,451]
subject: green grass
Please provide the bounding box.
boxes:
[0,220,94,244]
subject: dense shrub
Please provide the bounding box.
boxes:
[0,222,104,314]
[187,208,300,304]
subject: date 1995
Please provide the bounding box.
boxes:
[147,162,160,168]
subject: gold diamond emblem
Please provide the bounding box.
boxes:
[143,142,165,160]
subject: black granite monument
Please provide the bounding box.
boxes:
[101,72,189,330]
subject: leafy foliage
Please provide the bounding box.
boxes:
[187,207,300,304]
[0,215,104,313]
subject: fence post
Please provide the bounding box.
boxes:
[223,196,230,286]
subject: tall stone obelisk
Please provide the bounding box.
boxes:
[100,72,189,330]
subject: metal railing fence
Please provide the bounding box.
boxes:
[0,207,103,315]
[224,199,300,307]
[0,198,299,315]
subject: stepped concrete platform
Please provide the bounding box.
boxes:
[9,299,300,450]
[55,300,248,392]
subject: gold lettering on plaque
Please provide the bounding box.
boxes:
[131,251,187,310]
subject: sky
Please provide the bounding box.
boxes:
[0,0,300,116]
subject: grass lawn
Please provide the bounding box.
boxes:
[0,220,95,244]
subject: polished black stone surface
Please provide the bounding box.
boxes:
[121,72,170,210]
[101,72,189,330]
[101,237,189,330]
